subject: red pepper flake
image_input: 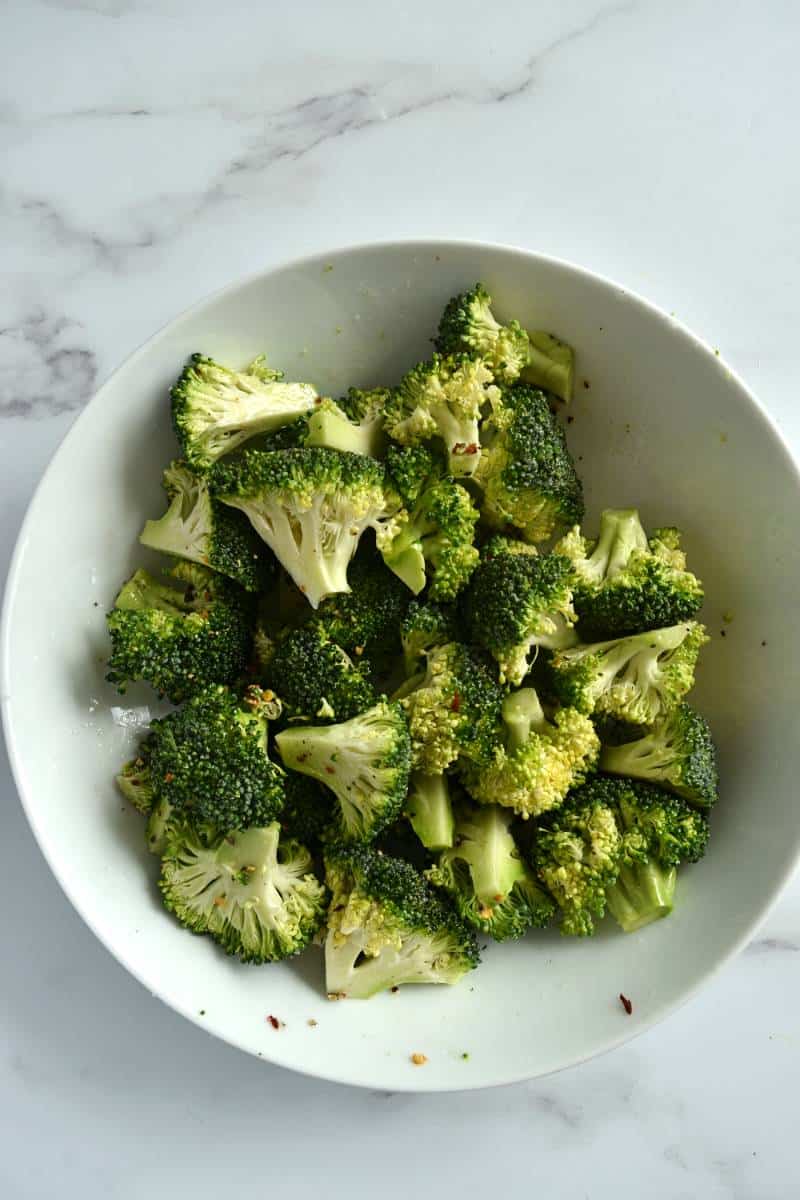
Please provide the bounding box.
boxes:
[163,772,175,783]
[619,993,633,1015]
[324,765,335,775]
[451,692,461,713]
[267,1015,281,1030]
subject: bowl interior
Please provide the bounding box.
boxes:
[4,241,800,1091]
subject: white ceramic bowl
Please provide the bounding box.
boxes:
[4,241,800,1092]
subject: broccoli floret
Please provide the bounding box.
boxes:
[313,551,410,657]
[170,354,318,470]
[427,802,555,940]
[600,702,718,808]
[211,448,394,608]
[160,820,327,962]
[435,284,530,385]
[520,330,575,402]
[404,771,455,850]
[106,562,254,703]
[305,397,385,458]
[276,700,412,844]
[475,382,584,542]
[460,687,599,819]
[376,473,480,601]
[400,642,504,773]
[463,542,578,684]
[548,622,708,726]
[339,386,392,422]
[385,444,438,506]
[139,460,272,592]
[384,354,500,478]
[323,843,479,997]
[116,737,155,814]
[400,599,459,676]
[148,684,285,830]
[267,623,375,721]
[554,510,704,637]
[280,771,335,845]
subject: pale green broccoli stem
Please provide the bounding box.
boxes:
[305,401,384,458]
[575,624,690,703]
[605,861,677,932]
[501,688,548,753]
[600,732,667,780]
[432,404,480,478]
[114,571,188,616]
[585,509,648,582]
[381,532,426,595]
[521,331,574,402]
[139,463,210,563]
[405,772,454,850]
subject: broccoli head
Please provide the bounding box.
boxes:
[460,687,599,819]
[400,599,459,676]
[464,541,578,684]
[600,702,718,808]
[434,283,531,385]
[384,354,500,478]
[106,561,254,703]
[160,820,327,962]
[534,787,623,936]
[475,382,584,542]
[280,771,335,846]
[267,623,375,721]
[148,684,285,830]
[427,802,555,941]
[323,843,479,997]
[211,448,394,608]
[404,770,455,851]
[275,700,412,844]
[116,736,155,814]
[313,551,410,658]
[548,622,708,726]
[400,642,504,773]
[554,510,704,637]
[139,460,272,592]
[304,396,385,458]
[339,386,392,422]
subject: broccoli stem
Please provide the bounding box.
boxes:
[501,687,548,753]
[405,772,454,850]
[600,734,667,782]
[605,861,677,932]
[305,406,384,458]
[520,331,574,402]
[587,509,648,581]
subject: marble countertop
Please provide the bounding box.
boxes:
[2,1,799,1195]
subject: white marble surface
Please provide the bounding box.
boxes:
[2,0,799,1195]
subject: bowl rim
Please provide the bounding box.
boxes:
[4,236,800,1092]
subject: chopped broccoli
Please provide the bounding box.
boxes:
[475,382,584,542]
[464,541,578,684]
[324,843,479,997]
[171,354,318,470]
[554,510,704,637]
[211,448,394,608]
[534,787,623,936]
[276,700,412,843]
[600,702,718,808]
[280,771,335,845]
[339,386,392,422]
[385,444,438,506]
[428,802,555,940]
[267,623,375,721]
[160,820,327,962]
[305,396,385,458]
[404,771,455,850]
[460,687,599,819]
[384,354,500,478]
[520,330,575,402]
[435,283,531,385]
[400,642,504,773]
[148,684,285,830]
[548,622,708,726]
[313,551,410,657]
[106,561,254,703]
[116,737,155,814]
[139,460,272,592]
[400,599,459,676]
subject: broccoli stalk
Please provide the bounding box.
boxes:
[405,771,455,850]
[305,397,385,458]
[605,862,677,932]
[520,330,575,402]
[600,702,718,808]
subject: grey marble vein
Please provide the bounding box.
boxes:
[0,308,97,418]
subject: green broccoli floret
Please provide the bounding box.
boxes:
[600,702,718,808]
[211,448,394,608]
[280,771,335,845]
[275,700,412,843]
[404,770,455,850]
[435,283,531,385]
[323,843,479,997]
[139,460,272,592]
[463,542,577,684]
[148,684,285,830]
[460,687,599,819]
[400,599,459,676]
[116,737,155,814]
[305,396,385,458]
[384,354,500,478]
[160,820,327,962]
[400,642,504,773]
[313,551,410,657]
[170,354,318,470]
[554,510,704,637]
[475,382,584,542]
[376,473,480,600]
[106,562,254,703]
[428,802,554,940]
[548,622,708,726]
[339,386,392,422]
[267,623,375,721]
[385,444,437,506]
[520,330,575,402]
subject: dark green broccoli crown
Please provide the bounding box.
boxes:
[400,599,459,672]
[207,501,275,592]
[340,386,392,422]
[325,843,479,961]
[249,417,309,452]
[148,684,285,829]
[569,775,710,867]
[280,771,335,845]
[386,444,436,506]
[434,284,530,383]
[600,702,718,808]
[464,547,575,663]
[106,564,254,703]
[210,446,386,501]
[267,623,375,721]
[313,551,410,655]
[573,552,704,638]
